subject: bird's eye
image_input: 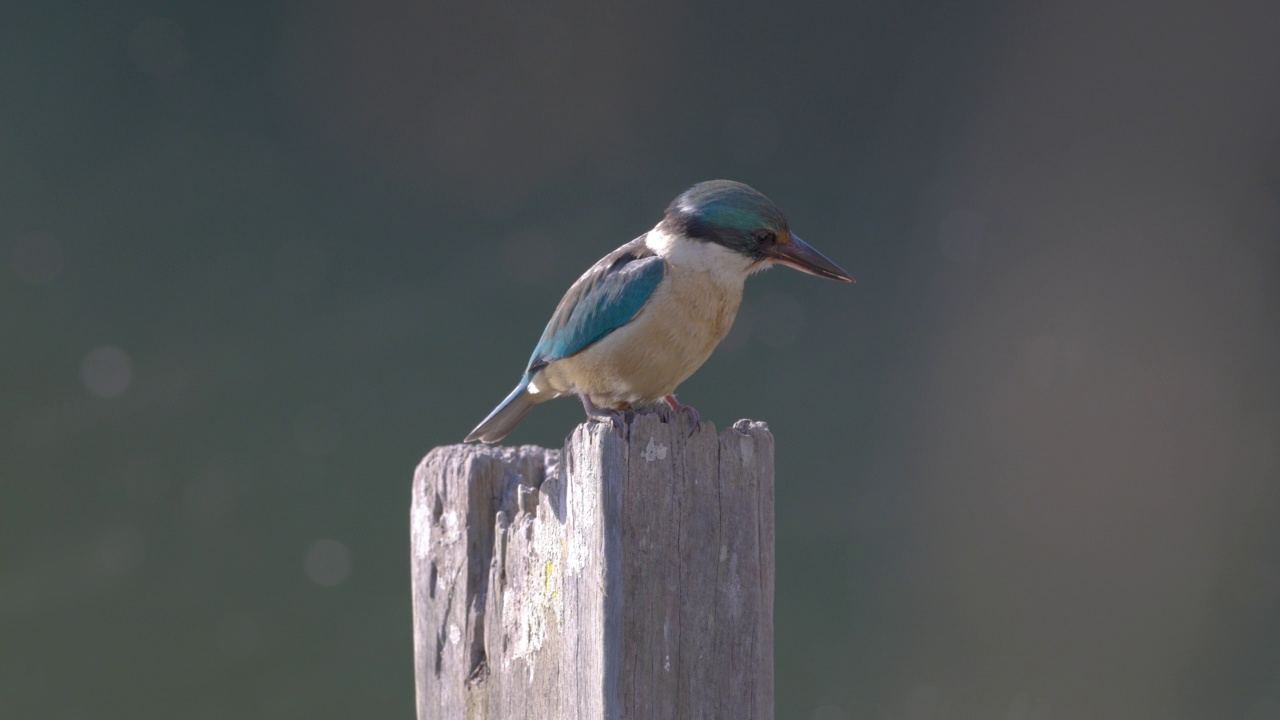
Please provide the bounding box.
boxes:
[754,230,777,245]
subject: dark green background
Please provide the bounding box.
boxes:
[4,1,1280,718]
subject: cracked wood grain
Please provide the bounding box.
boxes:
[411,414,774,719]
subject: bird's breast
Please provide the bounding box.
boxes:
[537,265,744,407]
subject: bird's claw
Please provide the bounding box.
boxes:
[584,395,699,440]
[581,396,630,439]
[680,404,701,432]
[663,395,701,437]
[647,402,675,423]
[589,410,628,438]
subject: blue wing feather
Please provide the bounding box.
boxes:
[526,236,665,371]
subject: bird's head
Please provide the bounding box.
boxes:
[655,180,854,282]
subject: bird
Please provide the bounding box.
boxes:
[465,179,853,443]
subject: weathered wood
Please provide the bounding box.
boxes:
[411,413,775,720]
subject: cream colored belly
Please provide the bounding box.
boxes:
[534,270,743,408]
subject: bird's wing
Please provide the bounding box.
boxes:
[526,235,665,372]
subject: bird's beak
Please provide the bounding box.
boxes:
[766,233,855,282]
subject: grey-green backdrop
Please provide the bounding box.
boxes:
[4,1,1280,718]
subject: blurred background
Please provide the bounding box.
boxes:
[3,0,1279,718]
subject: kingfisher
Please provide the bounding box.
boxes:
[465,179,853,443]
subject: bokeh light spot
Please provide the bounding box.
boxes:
[80,346,133,398]
[12,234,63,285]
[96,526,142,577]
[304,539,352,587]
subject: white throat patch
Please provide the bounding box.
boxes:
[644,227,758,282]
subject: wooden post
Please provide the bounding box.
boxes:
[410,413,775,720]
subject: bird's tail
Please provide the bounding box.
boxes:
[464,376,538,443]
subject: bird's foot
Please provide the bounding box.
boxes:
[663,395,701,436]
[640,402,674,423]
[581,395,629,438]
